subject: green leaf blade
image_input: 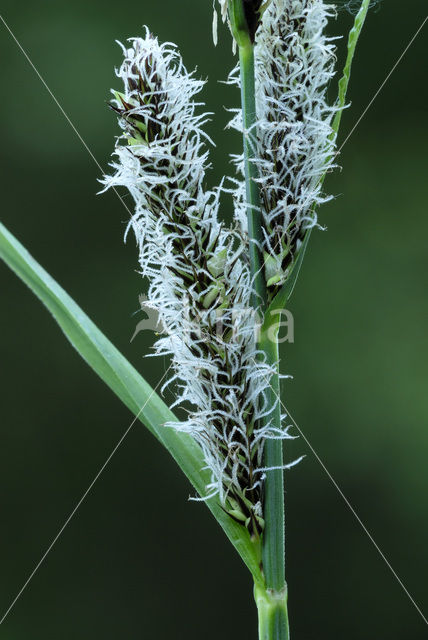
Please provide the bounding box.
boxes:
[332,0,371,137]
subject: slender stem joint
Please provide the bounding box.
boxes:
[255,582,290,640]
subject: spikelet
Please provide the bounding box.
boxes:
[102,29,294,536]
[228,0,338,292]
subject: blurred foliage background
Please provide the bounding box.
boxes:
[0,0,427,637]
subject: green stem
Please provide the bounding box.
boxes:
[238,41,266,309]
[255,582,289,640]
[259,324,286,596]
[232,2,288,636]
[256,321,289,638]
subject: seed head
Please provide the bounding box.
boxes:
[101,28,294,538]
[228,0,338,293]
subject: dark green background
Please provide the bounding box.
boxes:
[0,1,427,637]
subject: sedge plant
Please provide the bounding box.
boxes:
[0,1,373,637]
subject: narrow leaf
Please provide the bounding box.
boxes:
[332,0,371,136]
[0,221,263,585]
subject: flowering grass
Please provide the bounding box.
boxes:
[0,1,372,638]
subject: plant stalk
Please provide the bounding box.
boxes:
[232,2,289,636]
[258,323,286,595]
[255,582,289,640]
[238,41,266,309]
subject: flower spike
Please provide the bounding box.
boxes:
[102,29,292,538]
[228,0,339,294]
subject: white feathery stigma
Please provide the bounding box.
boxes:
[101,29,294,535]
[217,0,229,24]
[228,0,339,291]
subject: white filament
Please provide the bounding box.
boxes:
[228,0,338,286]
[101,30,293,517]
